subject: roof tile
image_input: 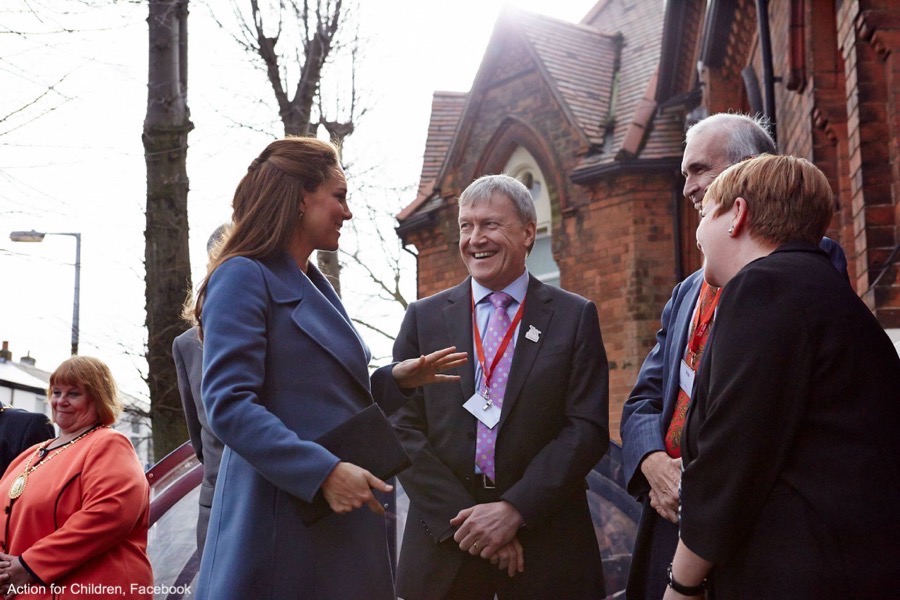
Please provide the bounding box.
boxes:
[398,92,466,222]
[515,12,620,145]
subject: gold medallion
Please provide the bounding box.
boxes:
[8,473,26,499]
[5,425,104,501]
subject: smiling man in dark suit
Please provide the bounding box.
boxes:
[387,174,609,599]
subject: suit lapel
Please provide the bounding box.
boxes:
[498,276,552,429]
[442,278,476,400]
[662,274,703,426]
[669,276,703,377]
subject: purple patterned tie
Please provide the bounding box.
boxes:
[475,291,515,483]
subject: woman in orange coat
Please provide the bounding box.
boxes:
[0,356,152,599]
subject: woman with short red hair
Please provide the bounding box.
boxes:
[0,356,152,599]
[664,155,900,599]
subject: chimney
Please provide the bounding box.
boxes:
[19,352,36,367]
[0,341,11,362]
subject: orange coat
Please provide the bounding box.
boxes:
[0,427,152,600]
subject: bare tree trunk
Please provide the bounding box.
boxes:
[143,0,193,461]
[316,122,354,295]
[317,251,342,295]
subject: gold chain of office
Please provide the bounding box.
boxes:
[8,424,104,499]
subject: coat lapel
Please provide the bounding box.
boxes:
[677,277,702,337]
[260,254,371,394]
[306,265,373,365]
[442,278,476,400]
[498,275,553,429]
[669,276,703,384]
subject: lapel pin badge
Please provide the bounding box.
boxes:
[525,325,541,343]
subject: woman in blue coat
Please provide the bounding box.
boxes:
[193,137,465,599]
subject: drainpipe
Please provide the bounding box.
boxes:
[672,180,685,282]
[756,0,778,143]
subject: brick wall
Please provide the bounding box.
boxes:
[700,0,900,326]
[403,0,900,449]
[405,208,468,300]
[837,0,900,326]
[565,171,680,439]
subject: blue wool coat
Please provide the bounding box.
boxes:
[194,252,395,600]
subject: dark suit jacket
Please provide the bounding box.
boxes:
[619,238,849,600]
[0,403,55,478]
[173,326,224,553]
[682,243,900,598]
[619,269,702,599]
[387,275,610,600]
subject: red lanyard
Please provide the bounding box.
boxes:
[472,295,525,390]
[686,282,720,368]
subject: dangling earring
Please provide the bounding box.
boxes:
[728,225,735,236]
[298,211,304,222]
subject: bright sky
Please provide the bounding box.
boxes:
[0,0,598,401]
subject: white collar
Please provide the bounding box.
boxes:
[470,269,529,306]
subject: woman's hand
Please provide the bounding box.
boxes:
[0,554,35,599]
[321,462,392,515]
[392,346,468,390]
[0,554,8,599]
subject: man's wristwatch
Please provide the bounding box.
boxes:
[666,563,707,595]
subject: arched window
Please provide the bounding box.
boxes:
[504,147,560,287]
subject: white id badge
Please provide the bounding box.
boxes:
[463,393,501,429]
[679,359,695,398]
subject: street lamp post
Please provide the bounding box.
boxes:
[10,230,82,356]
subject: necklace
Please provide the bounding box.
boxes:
[8,424,103,499]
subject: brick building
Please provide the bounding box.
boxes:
[395,0,900,440]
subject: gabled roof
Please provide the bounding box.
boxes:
[0,359,47,394]
[397,92,466,222]
[432,8,621,189]
[515,10,620,146]
[572,0,679,178]
[399,0,681,224]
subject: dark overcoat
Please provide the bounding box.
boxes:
[0,403,55,478]
[682,243,900,598]
[172,326,223,555]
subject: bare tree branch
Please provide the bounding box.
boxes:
[350,317,396,343]
[210,0,415,332]
[339,236,407,309]
[0,66,72,135]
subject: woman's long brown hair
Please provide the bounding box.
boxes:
[193,137,340,331]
